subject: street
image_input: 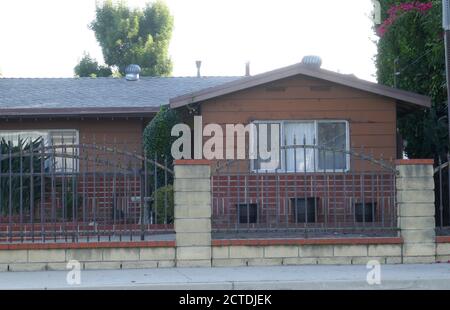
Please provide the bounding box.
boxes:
[0,264,450,290]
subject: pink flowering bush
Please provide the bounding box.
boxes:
[377,1,433,37]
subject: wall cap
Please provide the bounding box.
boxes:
[436,236,450,243]
[212,237,403,247]
[174,160,211,166]
[0,241,175,251]
[396,159,434,165]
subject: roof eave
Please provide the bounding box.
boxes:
[0,107,160,119]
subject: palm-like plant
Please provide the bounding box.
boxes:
[0,137,45,216]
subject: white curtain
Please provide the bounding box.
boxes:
[284,122,315,172]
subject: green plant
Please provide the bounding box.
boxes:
[375,1,447,159]
[74,52,112,77]
[0,138,45,216]
[143,105,179,186]
[151,185,174,224]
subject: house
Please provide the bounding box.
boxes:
[168,59,431,233]
[0,59,431,241]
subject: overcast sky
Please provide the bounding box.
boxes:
[0,0,377,81]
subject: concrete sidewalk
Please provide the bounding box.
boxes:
[1,264,450,290]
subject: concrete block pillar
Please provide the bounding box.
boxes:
[174,160,212,267]
[396,160,436,263]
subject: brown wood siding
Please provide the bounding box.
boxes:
[200,74,397,162]
[0,119,145,153]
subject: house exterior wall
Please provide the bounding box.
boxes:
[198,75,399,228]
[0,118,150,223]
[200,74,398,163]
[0,118,147,152]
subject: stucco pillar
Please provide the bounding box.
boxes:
[174,160,212,267]
[396,160,436,263]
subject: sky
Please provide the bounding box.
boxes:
[0,0,378,81]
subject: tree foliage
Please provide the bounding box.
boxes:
[74,52,112,77]
[90,0,173,76]
[375,0,447,159]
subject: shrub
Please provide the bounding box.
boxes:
[150,185,174,224]
[143,105,179,187]
[143,105,179,162]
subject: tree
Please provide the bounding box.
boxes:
[375,1,447,159]
[90,0,173,76]
[74,52,112,77]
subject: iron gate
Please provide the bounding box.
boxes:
[0,138,173,243]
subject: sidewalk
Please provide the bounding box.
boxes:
[1,264,450,290]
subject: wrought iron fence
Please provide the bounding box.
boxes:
[0,137,174,243]
[435,156,450,234]
[211,144,398,238]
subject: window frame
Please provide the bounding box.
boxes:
[251,120,350,173]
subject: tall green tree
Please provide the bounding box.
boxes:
[90,0,173,76]
[74,52,112,77]
[375,0,447,159]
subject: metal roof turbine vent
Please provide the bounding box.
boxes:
[301,56,322,69]
[125,64,141,81]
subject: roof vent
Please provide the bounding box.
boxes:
[125,64,141,81]
[196,61,202,77]
[301,56,322,69]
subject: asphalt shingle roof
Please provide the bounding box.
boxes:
[0,76,241,110]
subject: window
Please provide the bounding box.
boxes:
[290,198,317,223]
[238,203,258,224]
[0,130,79,173]
[355,202,377,223]
[252,121,349,172]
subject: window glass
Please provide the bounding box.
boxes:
[284,122,315,172]
[252,121,348,172]
[317,122,347,170]
[0,130,78,172]
[252,122,281,171]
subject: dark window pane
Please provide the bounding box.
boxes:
[291,198,317,223]
[355,202,377,223]
[318,122,347,170]
[238,203,258,224]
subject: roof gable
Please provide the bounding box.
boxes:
[169,62,431,109]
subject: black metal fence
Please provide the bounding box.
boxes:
[211,144,398,238]
[0,137,174,243]
[435,156,450,234]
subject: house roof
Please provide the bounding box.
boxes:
[169,62,431,110]
[0,76,240,117]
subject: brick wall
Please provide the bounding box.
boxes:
[212,173,396,229]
